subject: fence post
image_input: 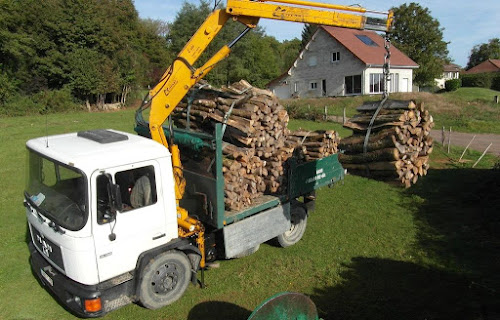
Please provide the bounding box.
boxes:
[343,107,346,124]
[324,105,327,121]
[447,127,452,154]
[459,135,476,162]
[473,143,493,168]
[441,126,445,145]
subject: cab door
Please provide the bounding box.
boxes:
[91,161,169,282]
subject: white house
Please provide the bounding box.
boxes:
[435,64,461,89]
[267,26,418,99]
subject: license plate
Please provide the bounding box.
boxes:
[40,268,53,286]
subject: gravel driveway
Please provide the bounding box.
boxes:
[430,130,500,157]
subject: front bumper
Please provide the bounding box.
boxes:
[29,242,133,318]
[29,242,106,318]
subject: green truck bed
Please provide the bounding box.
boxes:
[135,122,344,229]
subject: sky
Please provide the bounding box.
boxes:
[134,0,500,68]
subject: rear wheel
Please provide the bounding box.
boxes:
[276,206,307,247]
[138,250,191,309]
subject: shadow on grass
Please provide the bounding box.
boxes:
[187,301,251,320]
[409,168,500,285]
[311,257,498,320]
[310,168,500,319]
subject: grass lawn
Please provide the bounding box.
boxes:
[0,112,499,319]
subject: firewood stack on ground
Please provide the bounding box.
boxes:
[286,130,340,161]
[339,100,434,188]
[171,80,340,210]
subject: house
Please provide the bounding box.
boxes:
[435,64,461,89]
[267,26,418,99]
[465,59,500,74]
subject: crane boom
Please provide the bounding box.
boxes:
[142,0,393,256]
[147,0,393,155]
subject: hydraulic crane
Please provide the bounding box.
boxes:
[140,0,393,269]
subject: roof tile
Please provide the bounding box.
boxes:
[321,26,418,67]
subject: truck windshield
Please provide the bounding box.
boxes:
[25,150,88,231]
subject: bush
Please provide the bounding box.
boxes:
[492,74,500,92]
[445,79,461,91]
[0,72,18,104]
[461,73,494,88]
[0,88,81,116]
[33,87,80,114]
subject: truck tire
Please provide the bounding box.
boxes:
[276,206,307,248]
[138,250,191,309]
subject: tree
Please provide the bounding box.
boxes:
[467,38,500,69]
[168,0,283,87]
[390,3,449,86]
[300,23,317,50]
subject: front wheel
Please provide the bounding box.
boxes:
[276,206,307,248]
[138,250,191,309]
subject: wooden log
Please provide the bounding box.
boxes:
[343,121,405,132]
[356,100,416,112]
[339,148,400,164]
[342,161,404,171]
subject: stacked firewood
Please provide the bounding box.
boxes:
[286,130,340,161]
[172,80,340,210]
[339,100,434,188]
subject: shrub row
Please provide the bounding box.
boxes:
[461,72,500,91]
[445,79,461,91]
[0,87,82,116]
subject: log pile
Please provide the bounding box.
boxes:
[172,80,340,210]
[287,130,340,161]
[339,100,434,188]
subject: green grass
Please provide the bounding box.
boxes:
[1,111,499,319]
[281,87,500,134]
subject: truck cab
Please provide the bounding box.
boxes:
[25,129,188,317]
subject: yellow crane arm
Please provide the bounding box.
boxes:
[145,0,393,270]
[148,0,393,154]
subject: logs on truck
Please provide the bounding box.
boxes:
[171,80,340,211]
[339,100,434,188]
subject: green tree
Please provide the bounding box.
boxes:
[300,23,317,50]
[390,3,449,86]
[279,39,301,71]
[167,0,285,87]
[467,38,500,69]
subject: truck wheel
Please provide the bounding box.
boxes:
[276,206,307,248]
[138,250,191,309]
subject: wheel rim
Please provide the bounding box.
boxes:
[283,214,298,237]
[151,262,180,295]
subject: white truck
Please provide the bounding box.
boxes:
[25,0,392,317]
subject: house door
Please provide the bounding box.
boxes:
[321,79,326,96]
[402,78,409,92]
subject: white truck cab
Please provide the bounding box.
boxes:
[25,129,197,317]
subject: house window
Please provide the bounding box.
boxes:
[331,52,340,62]
[356,35,378,47]
[370,73,385,93]
[310,82,318,90]
[294,82,299,93]
[390,73,399,92]
[370,73,399,93]
[345,75,361,94]
[308,56,317,67]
